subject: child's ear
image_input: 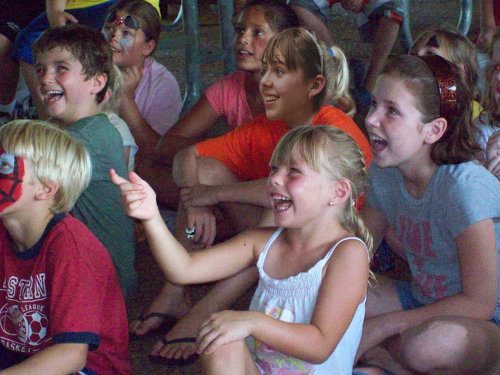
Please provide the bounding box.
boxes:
[329,179,351,205]
[90,73,108,96]
[308,74,326,99]
[36,181,59,201]
[142,39,156,57]
[423,117,447,144]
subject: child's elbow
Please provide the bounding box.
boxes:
[305,345,336,364]
[68,344,89,372]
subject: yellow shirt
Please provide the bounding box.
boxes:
[66,0,161,17]
[472,100,483,121]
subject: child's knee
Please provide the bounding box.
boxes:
[198,156,239,185]
[399,317,469,372]
[200,340,247,369]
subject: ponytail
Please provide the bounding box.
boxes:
[322,45,355,116]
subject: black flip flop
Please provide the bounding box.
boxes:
[149,337,199,366]
[129,312,178,341]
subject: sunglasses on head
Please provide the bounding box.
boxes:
[105,12,140,30]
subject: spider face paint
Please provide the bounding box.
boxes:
[0,150,24,213]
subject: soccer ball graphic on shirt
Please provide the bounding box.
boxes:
[24,310,48,345]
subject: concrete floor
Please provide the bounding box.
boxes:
[129,1,483,374]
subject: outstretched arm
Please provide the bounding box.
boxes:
[110,169,260,283]
[197,240,370,363]
[0,343,87,375]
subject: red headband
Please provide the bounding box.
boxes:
[418,55,458,122]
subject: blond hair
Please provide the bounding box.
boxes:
[270,126,373,257]
[102,64,124,114]
[0,120,91,214]
[262,28,354,115]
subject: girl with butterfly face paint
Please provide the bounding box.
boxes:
[102,0,182,158]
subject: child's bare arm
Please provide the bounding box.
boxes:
[0,343,88,375]
[46,0,78,27]
[119,66,160,159]
[110,169,260,284]
[359,219,498,354]
[155,96,220,165]
[477,0,497,50]
[179,178,271,209]
[361,204,388,251]
[197,240,369,363]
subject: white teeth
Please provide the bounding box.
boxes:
[47,90,63,96]
[273,196,290,202]
[369,133,384,142]
[265,96,278,102]
[238,49,251,55]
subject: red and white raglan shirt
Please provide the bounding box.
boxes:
[0,214,131,374]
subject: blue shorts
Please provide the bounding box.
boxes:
[395,280,424,310]
[12,0,116,64]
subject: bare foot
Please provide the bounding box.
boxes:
[130,283,191,336]
[150,304,208,359]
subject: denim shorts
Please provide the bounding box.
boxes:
[395,280,424,310]
[12,0,116,64]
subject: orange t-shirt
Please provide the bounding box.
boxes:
[196,105,372,181]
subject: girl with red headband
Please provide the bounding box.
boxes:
[355,54,500,375]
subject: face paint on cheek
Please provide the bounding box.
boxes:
[0,151,25,213]
[119,37,134,55]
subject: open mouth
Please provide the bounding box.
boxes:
[264,95,278,103]
[369,133,388,152]
[237,48,253,57]
[271,194,293,212]
[44,90,64,104]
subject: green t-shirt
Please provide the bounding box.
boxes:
[68,114,137,297]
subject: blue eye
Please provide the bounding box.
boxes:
[0,153,15,175]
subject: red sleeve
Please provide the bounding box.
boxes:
[46,221,112,347]
[195,115,267,180]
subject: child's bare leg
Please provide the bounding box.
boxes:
[0,36,18,107]
[153,267,258,359]
[291,5,335,46]
[200,339,260,375]
[19,60,48,119]
[135,157,179,210]
[365,274,403,318]
[129,201,194,336]
[364,17,400,93]
[387,316,500,374]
